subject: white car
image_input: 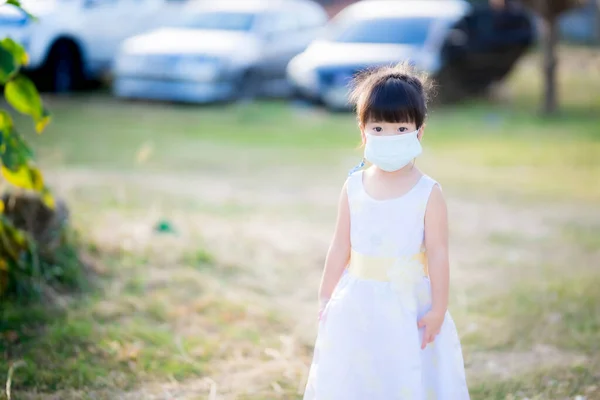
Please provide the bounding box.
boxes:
[113,0,328,103]
[288,0,534,109]
[0,0,180,92]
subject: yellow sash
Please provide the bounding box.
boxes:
[348,249,429,281]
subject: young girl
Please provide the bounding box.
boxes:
[303,65,469,399]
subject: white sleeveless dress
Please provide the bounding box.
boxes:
[303,171,470,400]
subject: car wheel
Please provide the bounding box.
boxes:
[45,42,83,93]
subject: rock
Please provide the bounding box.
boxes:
[1,191,70,253]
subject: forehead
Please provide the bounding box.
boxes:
[365,119,416,125]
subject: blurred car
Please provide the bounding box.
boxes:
[287,0,534,109]
[113,0,328,103]
[0,0,180,93]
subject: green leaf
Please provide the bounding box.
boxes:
[5,75,44,122]
[5,0,36,21]
[0,112,34,171]
[10,128,33,159]
[1,38,28,66]
[41,187,55,209]
[2,74,51,133]
[0,111,14,149]
[0,110,14,129]
[35,107,51,133]
[0,46,18,84]
[0,141,24,171]
[0,111,33,157]
[1,163,44,191]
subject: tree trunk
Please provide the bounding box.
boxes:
[596,0,600,43]
[541,15,559,114]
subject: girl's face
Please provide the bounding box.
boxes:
[361,120,424,143]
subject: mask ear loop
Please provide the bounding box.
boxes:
[348,158,366,177]
[410,125,423,170]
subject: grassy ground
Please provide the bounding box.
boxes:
[1,47,600,399]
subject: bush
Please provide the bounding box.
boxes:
[0,1,81,304]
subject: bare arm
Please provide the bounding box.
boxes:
[424,184,450,316]
[318,181,351,310]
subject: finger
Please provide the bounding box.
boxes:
[421,330,428,349]
[417,319,425,329]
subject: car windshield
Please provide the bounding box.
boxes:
[184,12,256,32]
[327,17,435,45]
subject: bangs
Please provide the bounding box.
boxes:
[355,69,427,128]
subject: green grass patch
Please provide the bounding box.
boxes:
[1,261,288,396]
[1,301,130,393]
[463,273,600,354]
[470,364,600,400]
[184,248,216,271]
[22,94,599,202]
[562,222,600,252]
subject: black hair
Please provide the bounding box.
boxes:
[349,63,434,129]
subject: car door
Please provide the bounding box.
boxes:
[76,0,126,70]
[77,0,166,72]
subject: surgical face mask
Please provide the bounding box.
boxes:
[364,130,422,172]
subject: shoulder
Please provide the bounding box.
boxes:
[424,176,447,219]
[345,170,363,194]
[420,174,442,192]
[427,184,445,206]
[347,169,364,182]
[419,174,445,209]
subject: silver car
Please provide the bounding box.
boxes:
[113,0,328,103]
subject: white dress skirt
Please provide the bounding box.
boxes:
[302,172,470,400]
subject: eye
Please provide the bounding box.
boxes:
[373,127,383,133]
[398,127,408,133]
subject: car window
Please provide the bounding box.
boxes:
[183,12,256,32]
[265,10,299,34]
[326,17,435,46]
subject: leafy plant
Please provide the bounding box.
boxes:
[0,0,71,302]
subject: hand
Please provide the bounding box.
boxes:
[417,310,445,349]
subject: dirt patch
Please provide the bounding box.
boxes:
[466,345,589,382]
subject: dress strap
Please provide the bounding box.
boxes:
[414,175,441,220]
[345,170,363,209]
[421,175,441,196]
[347,159,365,177]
